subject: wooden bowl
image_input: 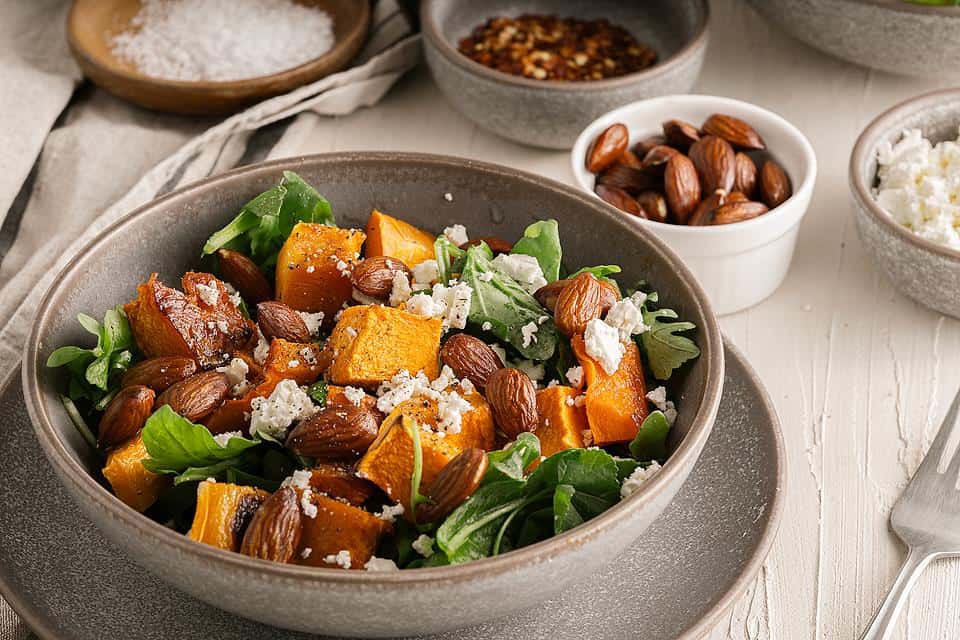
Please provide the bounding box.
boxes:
[66,0,371,115]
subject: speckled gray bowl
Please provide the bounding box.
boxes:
[851,89,960,319]
[746,0,960,78]
[420,0,709,150]
[23,153,724,637]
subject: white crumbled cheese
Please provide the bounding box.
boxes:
[405,282,472,330]
[253,329,270,365]
[443,224,469,246]
[443,192,454,202]
[437,390,472,434]
[520,321,539,348]
[375,368,476,433]
[300,488,317,518]
[546,379,559,388]
[335,259,351,277]
[365,556,399,571]
[566,366,584,388]
[324,550,351,569]
[298,311,324,337]
[604,296,649,342]
[306,265,316,274]
[195,282,220,306]
[352,288,381,305]
[345,326,358,339]
[620,461,663,498]
[389,271,412,307]
[412,260,440,287]
[301,547,313,559]
[212,430,243,448]
[491,253,547,294]
[574,394,587,407]
[584,318,625,375]
[412,534,435,558]
[205,477,216,483]
[481,321,493,331]
[248,379,316,439]
[300,347,317,366]
[223,282,242,307]
[565,396,575,407]
[230,379,252,397]
[646,386,678,426]
[216,320,229,332]
[377,502,405,523]
[537,315,549,325]
[216,357,249,386]
[287,359,300,368]
[284,469,313,490]
[343,386,365,407]
[478,271,494,282]
[875,127,960,250]
[514,359,544,382]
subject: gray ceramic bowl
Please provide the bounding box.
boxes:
[746,0,960,78]
[421,0,709,150]
[851,89,960,319]
[23,153,723,637]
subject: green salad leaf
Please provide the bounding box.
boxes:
[485,433,540,484]
[639,296,700,380]
[568,265,623,293]
[436,479,527,563]
[510,220,561,283]
[434,235,467,284]
[629,410,671,462]
[524,448,620,507]
[141,405,260,475]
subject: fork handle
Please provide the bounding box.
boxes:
[860,547,935,640]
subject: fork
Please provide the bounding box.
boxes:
[860,388,960,639]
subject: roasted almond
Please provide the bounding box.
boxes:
[662,119,700,149]
[121,356,197,392]
[595,184,645,218]
[632,135,666,157]
[554,273,605,337]
[440,333,504,392]
[759,160,792,208]
[690,136,735,194]
[701,113,765,150]
[596,164,658,194]
[485,368,538,439]
[351,256,411,299]
[98,385,155,447]
[586,123,629,173]
[416,448,488,523]
[217,249,272,305]
[664,154,701,224]
[257,300,311,343]
[285,403,379,460]
[733,152,757,197]
[635,190,669,223]
[156,371,230,422]
[461,236,513,254]
[240,487,303,563]
[727,191,749,203]
[688,190,727,226]
[711,200,769,225]
[639,145,680,176]
[617,149,643,169]
[535,277,618,314]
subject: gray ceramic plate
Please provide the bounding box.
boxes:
[0,340,783,639]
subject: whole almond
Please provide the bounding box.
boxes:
[617,149,643,169]
[416,448,488,523]
[712,201,770,225]
[596,164,658,194]
[554,273,605,337]
[586,123,629,173]
[351,256,411,299]
[240,487,303,563]
[759,160,792,208]
[535,277,618,314]
[98,385,155,447]
[595,184,644,218]
[639,145,680,176]
[156,371,230,422]
[484,368,538,439]
[440,333,503,392]
[727,191,749,203]
[632,135,666,157]
[461,236,513,254]
[285,403,379,460]
[636,190,669,223]
[121,356,197,392]
[217,249,272,305]
[691,136,735,193]
[701,114,766,150]
[688,190,727,226]
[733,152,757,197]
[664,154,701,224]
[257,301,311,343]
[662,119,700,149]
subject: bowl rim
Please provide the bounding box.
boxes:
[419,0,710,92]
[65,0,371,92]
[22,151,723,588]
[850,0,960,15]
[570,94,818,237]
[849,87,960,262]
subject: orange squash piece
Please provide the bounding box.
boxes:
[102,434,170,512]
[365,209,436,268]
[356,395,495,513]
[307,463,377,506]
[297,494,391,570]
[124,272,254,368]
[188,481,268,552]
[275,223,365,322]
[535,386,587,458]
[571,335,649,445]
[325,305,442,388]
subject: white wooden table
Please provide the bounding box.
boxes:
[294,2,960,637]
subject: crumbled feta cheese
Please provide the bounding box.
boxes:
[389,271,412,307]
[216,320,229,333]
[584,318,625,374]
[375,368,475,433]
[491,253,547,294]
[285,469,313,490]
[481,322,493,332]
[287,359,300,368]
[335,259,351,276]
[646,386,678,425]
[604,296,648,342]
[620,461,663,498]
[574,394,587,407]
[223,282,242,307]
[537,315,549,325]
[546,379,559,388]
[216,357,249,386]
[195,282,220,306]
[298,311,324,337]
[253,329,270,365]
[301,547,313,559]
[306,265,316,274]
[300,489,317,518]
[323,550,351,569]
[520,321,539,348]
[565,396,575,407]
[230,379,252,397]
[365,556,399,571]
[437,390,472,434]
[443,224,469,246]
[299,347,317,366]
[248,379,316,439]
[566,366,584,388]
[478,271,494,282]
[443,192,454,202]
[377,502,405,523]
[343,386,365,407]
[212,430,243,448]
[412,259,440,286]
[405,282,472,330]
[412,534,435,558]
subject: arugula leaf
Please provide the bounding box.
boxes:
[511,220,561,283]
[568,265,623,294]
[613,456,641,483]
[639,299,700,380]
[435,235,467,284]
[525,448,620,505]
[629,410,671,462]
[460,245,558,360]
[141,406,260,474]
[436,479,527,563]
[277,170,334,230]
[553,484,584,534]
[485,433,540,484]
[225,467,282,492]
[174,456,247,485]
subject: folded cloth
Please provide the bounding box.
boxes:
[0,0,419,636]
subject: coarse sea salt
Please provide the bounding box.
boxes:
[110,0,336,82]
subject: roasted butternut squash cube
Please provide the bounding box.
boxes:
[275,223,365,322]
[365,209,436,268]
[535,386,587,458]
[326,305,442,388]
[307,463,377,506]
[102,434,170,512]
[356,395,494,513]
[124,272,254,368]
[188,481,268,552]
[297,495,392,570]
[571,336,649,445]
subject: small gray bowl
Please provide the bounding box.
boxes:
[851,89,960,319]
[23,153,724,637]
[420,0,709,150]
[746,0,960,78]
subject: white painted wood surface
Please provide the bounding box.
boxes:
[293,1,960,637]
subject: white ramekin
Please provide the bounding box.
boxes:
[571,95,817,315]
